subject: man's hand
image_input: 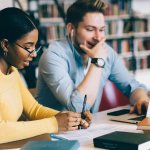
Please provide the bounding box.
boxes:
[84,111,92,124]
[80,111,92,129]
[129,89,149,115]
[130,100,149,115]
[80,37,108,60]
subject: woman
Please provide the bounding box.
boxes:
[0,7,91,144]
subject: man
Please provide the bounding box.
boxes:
[36,0,149,113]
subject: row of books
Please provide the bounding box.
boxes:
[39,0,75,18]
[41,26,65,41]
[124,55,150,71]
[39,0,132,18]
[39,4,60,18]
[108,38,150,53]
[104,0,132,16]
[106,18,148,35]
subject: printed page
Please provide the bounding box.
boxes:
[56,123,138,146]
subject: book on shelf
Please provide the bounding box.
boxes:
[104,0,131,16]
[21,140,80,150]
[93,131,150,150]
[37,0,150,72]
[137,117,150,133]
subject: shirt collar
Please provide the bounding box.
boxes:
[66,36,83,66]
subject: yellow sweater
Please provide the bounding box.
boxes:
[0,67,59,144]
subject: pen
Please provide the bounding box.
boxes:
[50,134,68,141]
[78,94,87,129]
[81,94,87,119]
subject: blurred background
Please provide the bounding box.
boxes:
[0,0,150,90]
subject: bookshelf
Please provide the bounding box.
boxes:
[37,0,150,72]
[18,0,149,88]
[38,0,75,42]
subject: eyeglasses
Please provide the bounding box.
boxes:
[15,42,42,57]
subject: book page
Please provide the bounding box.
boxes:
[56,123,138,146]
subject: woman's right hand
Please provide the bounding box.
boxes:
[55,111,81,132]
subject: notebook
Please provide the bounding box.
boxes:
[109,102,150,124]
[93,131,150,150]
[21,140,80,150]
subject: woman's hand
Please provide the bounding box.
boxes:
[55,111,81,132]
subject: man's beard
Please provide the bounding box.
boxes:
[73,38,86,55]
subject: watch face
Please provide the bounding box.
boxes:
[97,59,105,66]
[91,58,105,68]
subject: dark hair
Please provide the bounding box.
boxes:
[0,7,37,43]
[66,0,107,27]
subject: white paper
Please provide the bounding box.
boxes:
[146,102,150,117]
[56,123,138,146]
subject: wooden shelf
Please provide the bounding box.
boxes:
[106,32,150,40]
[120,50,150,58]
[40,17,64,26]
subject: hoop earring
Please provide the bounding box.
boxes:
[4,51,7,56]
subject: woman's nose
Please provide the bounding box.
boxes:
[29,50,37,58]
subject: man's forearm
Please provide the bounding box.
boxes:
[77,63,103,106]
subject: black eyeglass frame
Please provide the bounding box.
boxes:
[15,42,42,56]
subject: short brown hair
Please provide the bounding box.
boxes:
[66,0,107,26]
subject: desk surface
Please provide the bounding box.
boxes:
[1,105,141,150]
[0,134,50,150]
[64,105,139,150]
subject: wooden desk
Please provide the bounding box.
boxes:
[0,134,50,150]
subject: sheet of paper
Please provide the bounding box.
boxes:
[146,102,150,117]
[56,123,138,146]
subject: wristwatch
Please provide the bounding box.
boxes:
[91,58,105,68]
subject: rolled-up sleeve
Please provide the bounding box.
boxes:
[68,90,91,112]
[109,49,147,98]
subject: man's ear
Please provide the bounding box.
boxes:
[66,23,74,37]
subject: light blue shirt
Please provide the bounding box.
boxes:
[36,37,146,113]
